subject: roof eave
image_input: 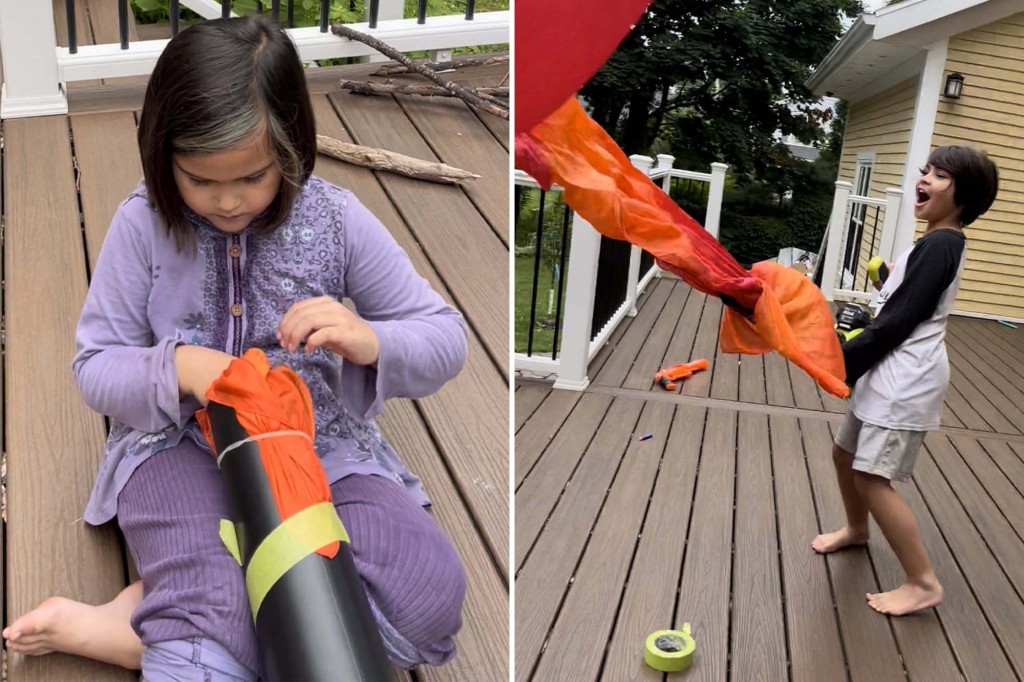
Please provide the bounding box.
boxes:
[806,16,877,95]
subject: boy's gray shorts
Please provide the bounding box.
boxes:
[835,412,925,482]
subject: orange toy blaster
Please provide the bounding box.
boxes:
[655,359,709,391]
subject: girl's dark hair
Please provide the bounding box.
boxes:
[927,145,999,227]
[137,15,316,250]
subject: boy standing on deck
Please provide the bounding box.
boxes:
[812,145,999,616]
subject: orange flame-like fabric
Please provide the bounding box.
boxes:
[516,98,849,399]
[196,349,339,559]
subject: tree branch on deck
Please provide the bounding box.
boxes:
[329,24,509,120]
[316,135,480,185]
[338,79,508,100]
[371,55,508,76]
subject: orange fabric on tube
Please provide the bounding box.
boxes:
[516,98,849,399]
[196,349,340,559]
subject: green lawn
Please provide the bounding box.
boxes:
[515,255,568,356]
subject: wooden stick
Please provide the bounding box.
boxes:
[316,135,480,185]
[371,55,508,76]
[330,24,509,119]
[339,79,508,99]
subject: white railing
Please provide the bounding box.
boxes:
[0,1,509,118]
[514,154,729,391]
[820,181,903,302]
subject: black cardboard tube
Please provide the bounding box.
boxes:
[208,403,395,681]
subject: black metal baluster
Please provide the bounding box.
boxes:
[118,0,129,48]
[417,0,427,24]
[551,204,571,360]
[65,0,77,54]
[320,0,330,31]
[527,191,546,356]
[257,1,263,12]
[170,0,180,35]
[271,0,280,21]
[287,0,295,26]
[222,1,231,19]
[369,0,380,28]
[465,0,475,20]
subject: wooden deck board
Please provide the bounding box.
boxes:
[4,116,133,682]
[378,400,508,681]
[513,388,583,488]
[514,398,642,680]
[600,405,705,681]
[393,94,508,245]
[621,281,689,391]
[591,279,672,388]
[769,416,847,682]
[312,96,509,575]
[680,296,721,398]
[517,283,1024,680]
[328,89,508,366]
[514,381,550,432]
[530,402,673,681]
[730,412,787,680]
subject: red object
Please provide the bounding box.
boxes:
[655,359,709,391]
[515,0,651,135]
[516,99,849,399]
[196,349,339,559]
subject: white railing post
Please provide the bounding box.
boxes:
[626,155,653,316]
[878,188,904,263]
[552,214,602,391]
[704,162,729,239]
[821,181,853,301]
[0,1,67,118]
[656,154,675,192]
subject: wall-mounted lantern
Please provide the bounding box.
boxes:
[943,72,965,100]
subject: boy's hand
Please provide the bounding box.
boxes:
[278,296,380,367]
[174,345,235,406]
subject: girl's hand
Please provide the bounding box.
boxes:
[174,345,235,406]
[278,296,380,366]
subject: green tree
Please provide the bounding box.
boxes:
[580,0,862,175]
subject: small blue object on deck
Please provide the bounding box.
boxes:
[998,320,1018,329]
[638,433,653,442]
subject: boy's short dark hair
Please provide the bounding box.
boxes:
[927,145,999,227]
[137,15,317,251]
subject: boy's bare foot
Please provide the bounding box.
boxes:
[812,527,869,553]
[867,580,943,616]
[3,586,144,670]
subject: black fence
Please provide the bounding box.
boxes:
[515,187,571,359]
[590,236,631,339]
[65,0,479,53]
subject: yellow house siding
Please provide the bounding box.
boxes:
[837,78,917,288]
[934,11,1024,320]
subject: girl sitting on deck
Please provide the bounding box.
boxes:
[2,14,467,680]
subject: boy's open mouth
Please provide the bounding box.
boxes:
[915,186,930,207]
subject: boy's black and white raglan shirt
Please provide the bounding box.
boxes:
[842,228,967,431]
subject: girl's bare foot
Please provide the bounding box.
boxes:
[812,526,869,554]
[3,584,144,670]
[867,580,943,616]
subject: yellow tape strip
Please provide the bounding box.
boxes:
[219,519,242,566]
[245,502,350,620]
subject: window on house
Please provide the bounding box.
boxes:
[844,153,875,278]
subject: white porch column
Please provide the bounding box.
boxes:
[552,213,602,391]
[0,0,67,118]
[821,181,853,301]
[878,187,904,263]
[704,162,729,239]
[893,40,948,259]
[651,154,675,278]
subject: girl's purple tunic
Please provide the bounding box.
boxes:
[74,176,468,525]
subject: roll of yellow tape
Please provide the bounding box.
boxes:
[644,624,695,672]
